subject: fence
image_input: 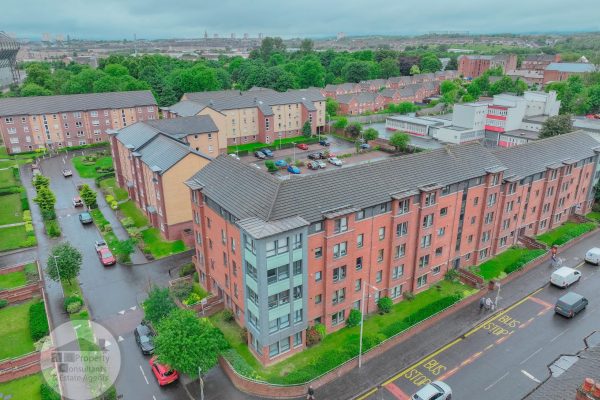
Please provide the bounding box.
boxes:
[0,352,41,383]
[168,276,224,317]
[0,260,42,304]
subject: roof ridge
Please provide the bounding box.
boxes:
[266,182,283,221]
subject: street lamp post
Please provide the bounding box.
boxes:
[52,255,64,298]
[198,367,204,400]
[358,282,379,369]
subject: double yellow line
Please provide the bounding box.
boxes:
[354,287,545,400]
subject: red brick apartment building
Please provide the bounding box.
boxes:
[458,54,518,79]
[543,62,597,84]
[186,131,599,365]
[0,91,158,154]
[521,54,561,71]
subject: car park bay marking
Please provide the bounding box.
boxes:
[384,382,410,400]
[139,365,149,385]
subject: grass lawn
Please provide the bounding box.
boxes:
[0,372,43,399]
[119,200,149,228]
[537,221,597,247]
[0,269,27,290]
[214,280,475,384]
[72,155,113,178]
[0,225,36,252]
[586,212,600,223]
[0,299,36,359]
[0,146,8,158]
[141,228,186,259]
[99,177,129,201]
[89,209,119,252]
[0,168,17,188]
[0,193,23,225]
[227,136,318,154]
[0,159,16,169]
[471,247,546,281]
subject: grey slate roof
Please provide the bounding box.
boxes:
[114,122,161,151]
[545,62,596,73]
[136,133,201,174]
[380,89,399,98]
[163,100,207,117]
[188,130,600,226]
[0,90,156,117]
[146,116,218,138]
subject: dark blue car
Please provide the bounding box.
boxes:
[287,165,301,174]
[261,148,274,157]
[275,159,288,168]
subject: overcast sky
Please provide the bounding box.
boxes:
[2,0,600,40]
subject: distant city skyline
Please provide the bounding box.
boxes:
[2,0,600,40]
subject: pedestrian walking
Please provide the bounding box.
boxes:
[485,297,493,311]
[479,297,485,310]
[307,386,315,400]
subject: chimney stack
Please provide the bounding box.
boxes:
[577,378,600,400]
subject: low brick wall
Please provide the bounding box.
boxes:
[0,281,43,304]
[0,352,41,383]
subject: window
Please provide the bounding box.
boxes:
[354,256,362,271]
[392,265,404,279]
[355,278,362,292]
[267,265,289,284]
[221,229,226,244]
[356,210,365,220]
[379,203,388,213]
[419,255,430,268]
[266,238,289,257]
[391,285,403,299]
[500,236,507,247]
[395,244,406,259]
[4,117,13,124]
[293,286,303,300]
[332,288,346,305]
[508,182,517,194]
[484,212,494,224]
[315,294,322,304]
[314,247,322,258]
[440,207,448,216]
[487,193,497,206]
[246,261,257,279]
[506,201,514,212]
[331,310,345,326]
[471,216,476,225]
[417,274,428,288]
[420,234,432,248]
[433,265,441,275]
[315,271,322,282]
[356,234,364,248]
[247,286,259,305]
[398,199,410,214]
[441,185,450,195]
[313,221,323,232]
[423,214,434,228]
[438,227,445,237]
[482,231,490,243]
[550,170,558,180]
[333,242,347,258]
[547,187,554,197]
[473,197,479,206]
[245,236,255,254]
[378,227,386,240]
[479,248,489,260]
[491,174,500,186]
[294,332,302,347]
[424,193,436,207]
[333,266,347,282]
[396,222,408,237]
[334,217,348,233]
[377,249,384,262]
[207,217,211,228]
[540,219,547,229]
[293,233,303,250]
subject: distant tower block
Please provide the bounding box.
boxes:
[204,30,208,39]
[0,31,21,85]
[214,33,219,38]
[258,33,263,39]
[231,33,235,39]
[42,32,50,42]
[244,33,248,39]
[55,34,64,42]
[337,32,346,40]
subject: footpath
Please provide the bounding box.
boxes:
[313,230,600,400]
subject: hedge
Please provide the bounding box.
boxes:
[29,301,49,341]
[95,172,116,185]
[20,190,29,211]
[41,383,61,400]
[0,186,22,195]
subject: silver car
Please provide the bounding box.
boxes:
[411,381,452,400]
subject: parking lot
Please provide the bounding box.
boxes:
[237,135,391,177]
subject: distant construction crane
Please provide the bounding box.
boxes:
[0,31,20,86]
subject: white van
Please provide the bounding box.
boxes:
[551,267,581,288]
[584,248,600,265]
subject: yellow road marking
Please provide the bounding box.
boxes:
[574,261,585,269]
[485,344,494,351]
[355,388,378,400]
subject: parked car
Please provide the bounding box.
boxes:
[72,196,83,207]
[275,159,288,168]
[554,292,588,318]
[287,165,301,174]
[296,143,309,150]
[149,356,179,386]
[411,381,452,400]
[228,153,240,160]
[307,161,320,170]
[62,168,73,177]
[308,152,323,160]
[134,323,155,355]
[94,240,108,252]
[360,143,371,150]
[254,151,266,159]
[316,160,327,169]
[319,139,331,147]
[584,247,600,265]
[328,157,343,166]
[260,148,274,157]
[550,266,581,288]
[78,212,93,224]
[97,247,116,266]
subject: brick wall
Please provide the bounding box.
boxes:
[0,352,41,383]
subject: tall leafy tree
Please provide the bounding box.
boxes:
[143,287,177,326]
[79,184,97,209]
[326,98,339,116]
[539,114,574,138]
[302,121,312,137]
[342,61,371,83]
[419,53,442,73]
[298,56,325,87]
[20,83,52,97]
[389,132,410,152]
[363,128,379,141]
[379,58,400,79]
[46,243,82,284]
[300,39,314,54]
[409,65,421,75]
[34,186,56,212]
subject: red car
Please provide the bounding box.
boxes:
[97,247,116,266]
[149,356,179,386]
[296,143,309,150]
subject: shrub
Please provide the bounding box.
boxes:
[121,217,135,228]
[25,222,34,232]
[179,262,196,277]
[265,160,278,172]
[306,326,322,346]
[240,327,248,344]
[64,296,83,312]
[402,294,462,326]
[222,309,235,322]
[126,227,142,239]
[403,291,415,301]
[45,220,61,237]
[41,382,61,400]
[183,292,202,306]
[21,236,37,248]
[102,225,112,233]
[295,159,305,167]
[29,301,49,341]
[346,309,362,327]
[67,302,83,314]
[105,195,115,203]
[111,200,118,210]
[0,299,8,309]
[445,269,459,282]
[41,209,56,221]
[377,296,393,314]
[314,323,326,339]
[170,280,193,301]
[23,210,32,222]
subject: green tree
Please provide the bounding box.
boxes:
[342,61,371,83]
[419,54,442,73]
[409,65,421,75]
[115,239,136,263]
[256,37,286,62]
[326,97,339,116]
[154,309,229,377]
[345,122,363,138]
[346,309,362,328]
[24,63,52,88]
[363,127,379,141]
[34,186,56,213]
[46,243,82,284]
[333,117,348,131]
[377,297,393,313]
[300,38,314,54]
[446,57,458,71]
[389,132,410,152]
[32,174,50,191]
[79,184,97,209]
[440,80,459,95]
[104,64,129,77]
[379,58,400,79]
[302,120,312,137]
[539,114,574,138]
[143,287,177,326]
[298,56,325,87]
[584,84,600,114]
[20,83,52,97]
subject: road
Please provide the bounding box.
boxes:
[359,256,600,400]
